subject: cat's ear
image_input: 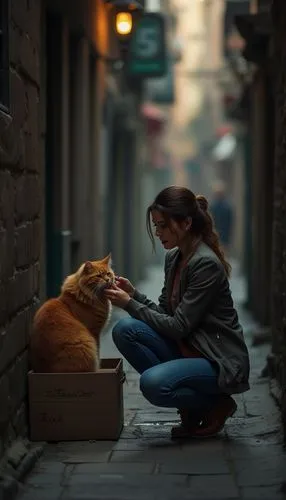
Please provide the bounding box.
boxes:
[101,253,112,266]
[82,261,93,274]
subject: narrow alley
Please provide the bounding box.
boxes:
[2,2,286,499]
[17,263,286,500]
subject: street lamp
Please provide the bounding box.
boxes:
[116,12,133,36]
[104,0,144,43]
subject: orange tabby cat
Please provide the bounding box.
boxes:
[30,254,114,373]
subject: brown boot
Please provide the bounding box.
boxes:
[171,409,203,439]
[191,395,237,438]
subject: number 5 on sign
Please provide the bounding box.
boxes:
[127,13,167,78]
[135,26,160,58]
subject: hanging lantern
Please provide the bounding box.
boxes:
[115,12,133,36]
[104,0,144,43]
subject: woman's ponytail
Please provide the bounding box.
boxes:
[195,195,231,277]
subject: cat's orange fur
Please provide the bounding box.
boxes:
[30,254,114,373]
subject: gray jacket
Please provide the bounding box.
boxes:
[125,243,250,394]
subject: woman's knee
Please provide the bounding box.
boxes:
[140,365,167,406]
[112,317,141,346]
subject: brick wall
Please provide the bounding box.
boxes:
[0,0,42,457]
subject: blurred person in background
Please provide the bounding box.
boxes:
[210,180,234,255]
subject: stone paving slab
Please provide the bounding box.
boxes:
[72,462,155,474]
[234,455,286,487]
[60,475,238,500]
[188,474,239,498]
[42,442,114,463]
[17,264,286,500]
[158,458,230,475]
[18,486,64,500]
[240,485,286,499]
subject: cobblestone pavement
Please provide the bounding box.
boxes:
[18,263,286,500]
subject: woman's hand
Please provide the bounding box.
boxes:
[115,276,135,297]
[104,283,131,308]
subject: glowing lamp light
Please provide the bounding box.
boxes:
[115,12,133,36]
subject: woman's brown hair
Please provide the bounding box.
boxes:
[146,185,231,277]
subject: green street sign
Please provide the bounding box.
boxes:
[127,13,167,78]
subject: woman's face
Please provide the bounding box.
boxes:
[151,209,189,250]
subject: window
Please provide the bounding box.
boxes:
[0,0,9,111]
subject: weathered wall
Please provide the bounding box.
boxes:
[270,0,286,438]
[0,0,42,456]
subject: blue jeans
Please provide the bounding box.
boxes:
[112,317,222,418]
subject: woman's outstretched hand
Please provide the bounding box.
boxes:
[115,276,135,297]
[104,283,131,308]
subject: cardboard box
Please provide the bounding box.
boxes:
[28,358,124,441]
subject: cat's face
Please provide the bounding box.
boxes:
[62,254,115,302]
[78,254,115,300]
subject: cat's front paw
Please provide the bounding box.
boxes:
[94,357,101,371]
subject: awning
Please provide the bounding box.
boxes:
[212,133,237,162]
[234,11,272,64]
[235,11,272,40]
[216,124,234,138]
[224,0,250,56]
[140,103,167,123]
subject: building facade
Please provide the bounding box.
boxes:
[269,0,286,439]
[0,0,147,467]
[43,0,146,297]
[224,0,286,439]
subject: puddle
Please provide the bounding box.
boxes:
[133,421,178,427]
